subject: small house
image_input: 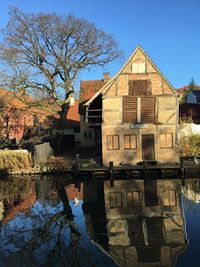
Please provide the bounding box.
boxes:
[186,90,200,104]
[80,46,179,164]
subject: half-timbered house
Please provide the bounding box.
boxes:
[81,46,179,164]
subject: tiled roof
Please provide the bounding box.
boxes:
[176,85,200,94]
[0,88,80,121]
[79,80,107,101]
[0,88,80,140]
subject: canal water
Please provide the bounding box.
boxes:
[0,175,200,267]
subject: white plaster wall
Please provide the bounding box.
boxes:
[179,123,200,137]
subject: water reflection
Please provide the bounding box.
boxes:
[0,176,196,267]
[0,176,117,267]
[104,179,187,267]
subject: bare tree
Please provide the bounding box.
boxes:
[0,96,20,140]
[0,7,122,127]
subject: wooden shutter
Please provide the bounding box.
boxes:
[124,135,130,149]
[124,135,137,149]
[109,192,122,208]
[107,135,113,150]
[160,133,173,148]
[107,135,119,150]
[166,133,173,148]
[130,135,137,149]
[141,97,155,123]
[129,80,150,96]
[127,191,140,206]
[163,190,176,206]
[132,62,146,73]
[160,133,166,148]
[123,96,137,123]
[113,135,119,149]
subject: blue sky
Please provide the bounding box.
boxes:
[0,0,200,90]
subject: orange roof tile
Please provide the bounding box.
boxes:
[176,85,200,94]
[80,80,107,101]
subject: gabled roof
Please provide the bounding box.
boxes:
[85,46,177,106]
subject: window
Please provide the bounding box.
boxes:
[141,97,155,123]
[160,133,173,148]
[132,62,146,73]
[107,135,119,150]
[127,191,140,206]
[124,135,137,149]
[129,80,151,96]
[109,192,122,208]
[162,190,176,206]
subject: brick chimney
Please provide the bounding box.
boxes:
[103,72,110,82]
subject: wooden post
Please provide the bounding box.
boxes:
[85,106,89,123]
[109,161,114,187]
[180,157,185,179]
[142,160,147,177]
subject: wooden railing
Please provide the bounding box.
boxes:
[85,109,102,125]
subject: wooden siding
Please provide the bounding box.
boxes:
[123,96,137,123]
[129,80,151,96]
[141,97,155,123]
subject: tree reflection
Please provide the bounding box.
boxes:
[0,176,118,267]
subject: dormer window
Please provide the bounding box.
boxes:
[131,62,146,73]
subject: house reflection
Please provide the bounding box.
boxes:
[103,179,188,267]
[182,179,200,203]
[0,176,189,267]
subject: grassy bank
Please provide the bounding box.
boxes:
[0,150,32,172]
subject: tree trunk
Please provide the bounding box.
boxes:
[60,103,70,129]
[5,116,10,139]
[56,103,70,154]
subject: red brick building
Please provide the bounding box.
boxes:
[0,88,80,143]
